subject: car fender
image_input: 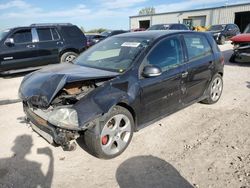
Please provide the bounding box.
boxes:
[73,76,140,128]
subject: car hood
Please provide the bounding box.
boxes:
[19,63,119,108]
[230,34,250,43]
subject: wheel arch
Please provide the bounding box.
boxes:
[116,102,137,130]
[218,71,223,77]
[59,48,79,57]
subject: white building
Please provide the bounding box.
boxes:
[129,3,250,32]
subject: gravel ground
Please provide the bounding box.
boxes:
[0,43,249,188]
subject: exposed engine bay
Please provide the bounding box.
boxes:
[51,79,107,107]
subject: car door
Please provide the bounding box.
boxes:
[138,35,186,124]
[35,27,62,65]
[0,28,39,71]
[182,33,214,104]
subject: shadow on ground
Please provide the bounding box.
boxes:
[0,71,32,79]
[247,82,250,89]
[0,135,54,188]
[0,99,21,106]
[116,155,193,188]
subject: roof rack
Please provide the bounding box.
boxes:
[30,23,73,27]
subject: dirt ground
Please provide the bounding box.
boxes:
[0,43,249,188]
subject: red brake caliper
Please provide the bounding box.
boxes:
[102,136,108,145]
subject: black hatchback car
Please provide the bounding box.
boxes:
[19,31,224,159]
[207,24,240,45]
[0,23,87,75]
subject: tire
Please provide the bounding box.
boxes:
[218,36,225,45]
[202,74,223,104]
[82,106,134,159]
[60,52,78,63]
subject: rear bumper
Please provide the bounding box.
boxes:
[23,103,79,148]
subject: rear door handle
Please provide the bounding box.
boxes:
[26,44,35,48]
[181,71,188,78]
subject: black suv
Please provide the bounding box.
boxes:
[148,24,189,31]
[0,23,87,75]
[19,31,224,159]
[207,24,240,45]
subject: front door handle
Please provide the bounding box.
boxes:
[181,71,188,78]
[26,44,35,48]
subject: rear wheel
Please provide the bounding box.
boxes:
[202,74,223,104]
[60,52,78,63]
[82,106,134,159]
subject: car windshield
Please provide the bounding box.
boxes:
[244,24,250,33]
[148,25,169,30]
[208,25,225,31]
[0,29,9,41]
[75,36,151,72]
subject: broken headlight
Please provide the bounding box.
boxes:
[48,107,79,129]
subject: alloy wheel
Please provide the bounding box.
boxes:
[101,114,132,155]
[65,55,76,63]
[210,77,223,102]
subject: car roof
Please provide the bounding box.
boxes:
[115,30,192,40]
[8,24,74,30]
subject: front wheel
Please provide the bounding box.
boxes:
[82,106,134,159]
[202,74,223,104]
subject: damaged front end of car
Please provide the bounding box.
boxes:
[230,34,250,63]
[19,64,119,151]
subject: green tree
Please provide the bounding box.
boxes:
[139,7,155,15]
[87,28,107,33]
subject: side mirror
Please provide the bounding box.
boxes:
[142,65,162,78]
[4,38,14,46]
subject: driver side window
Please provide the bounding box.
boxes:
[145,36,183,72]
[12,29,32,44]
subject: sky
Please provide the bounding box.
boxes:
[0,0,249,30]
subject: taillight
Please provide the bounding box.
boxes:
[220,56,225,65]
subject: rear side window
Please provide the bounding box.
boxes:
[61,26,83,38]
[170,24,179,30]
[12,29,32,44]
[180,25,188,30]
[184,34,212,60]
[37,28,52,41]
[37,28,60,41]
[145,36,183,72]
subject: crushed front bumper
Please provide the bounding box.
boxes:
[23,102,80,150]
[233,47,250,63]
